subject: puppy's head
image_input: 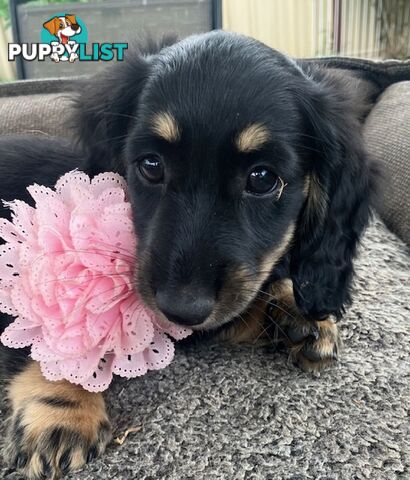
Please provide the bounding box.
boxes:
[76,32,375,330]
[43,15,81,41]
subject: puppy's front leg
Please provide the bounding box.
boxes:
[221,278,341,371]
[5,361,112,479]
[265,279,342,371]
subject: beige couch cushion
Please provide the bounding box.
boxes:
[364,82,410,246]
[0,93,72,137]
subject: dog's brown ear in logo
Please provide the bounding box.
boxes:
[43,17,60,36]
[65,14,78,26]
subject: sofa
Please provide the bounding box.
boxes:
[0,62,409,479]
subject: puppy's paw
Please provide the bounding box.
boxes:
[4,363,112,479]
[68,52,79,63]
[285,318,341,372]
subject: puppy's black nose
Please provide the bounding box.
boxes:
[156,288,214,326]
[72,23,80,31]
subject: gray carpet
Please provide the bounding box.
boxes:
[1,217,409,479]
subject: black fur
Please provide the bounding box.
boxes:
[289,70,380,320]
[0,31,393,375]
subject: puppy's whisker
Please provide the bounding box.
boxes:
[240,303,289,343]
[69,236,136,258]
[235,285,299,322]
[30,248,136,270]
[255,294,299,322]
[102,111,140,121]
[39,271,135,287]
[41,282,134,321]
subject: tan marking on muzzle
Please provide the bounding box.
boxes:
[216,297,272,344]
[209,222,295,332]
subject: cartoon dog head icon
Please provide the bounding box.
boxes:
[43,14,81,44]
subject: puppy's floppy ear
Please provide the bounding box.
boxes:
[66,14,78,25]
[43,17,59,36]
[290,72,378,320]
[73,36,177,175]
[73,54,150,175]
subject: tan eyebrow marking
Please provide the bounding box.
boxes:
[235,123,270,153]
[151,112,180,143]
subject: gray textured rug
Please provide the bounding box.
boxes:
[1,217,409,480]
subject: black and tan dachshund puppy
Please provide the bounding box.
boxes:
[0,31,398,478]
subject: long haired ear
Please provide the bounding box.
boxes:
[65,14,78,25]
[43,17,59,36]
[72,36,177,175]
[290,73,378,320]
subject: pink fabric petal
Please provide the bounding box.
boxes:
[31,339,62,362]
[0,218,24,243]
[1,323,41,348]
[0,289,17,316]
[143,328,175,370]
[112,351,148,378]
[55,170,91,199]
[117,300,155,355]
[158,319,193,340]
[91,172,127,195]
[96,188,126,209]
[82,355,114,392]
[59,348,102,384]
[0,244,20,288]
[5,200,35,238]
[11,284,36,321]
[40,360,65,382]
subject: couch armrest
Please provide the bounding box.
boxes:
[364,81,410,246]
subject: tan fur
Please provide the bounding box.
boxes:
[216,225,295,338]
[219,222,294,310]
[217,298,269,344]
[65,14,77,26]
[8,363,107,441]
[303,175,310,197]
[69,449,89,471]
[25,453,44,479]
[259,224,295,278]
[269,278,296,310]
[232,278,341,372]
[235,123,270,153]
[151,112,180,142]
[6,362,111,478]
[43,17,60,36]
[314,320,339,358]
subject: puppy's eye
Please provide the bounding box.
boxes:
[137,155,164,184]
[246,167,278,195]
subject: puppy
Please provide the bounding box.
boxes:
[43,14,82,44]
[43,14,82,62]
[0,31,386,479]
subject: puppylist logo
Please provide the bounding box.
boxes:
[8,13,127,63]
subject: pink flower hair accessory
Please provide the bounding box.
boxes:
[0,170,191,392]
